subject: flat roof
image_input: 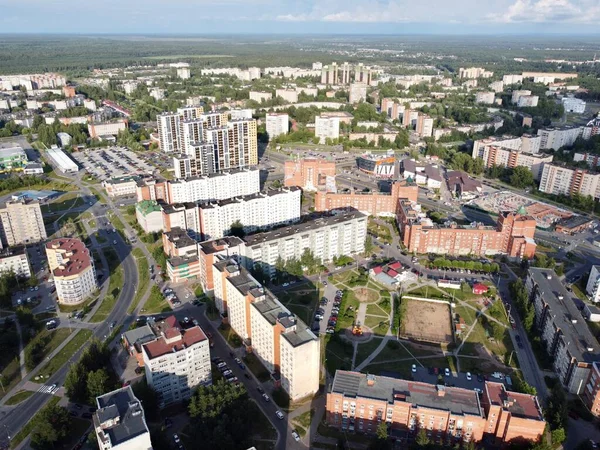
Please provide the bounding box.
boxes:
[46,147,78,171]
[557,215,593,230]
[331,371,483,417]
[198,236,243,255]
[243,210,366,247]
[485,382,544,421]
[0,146,26,159]
[528,268,600,363]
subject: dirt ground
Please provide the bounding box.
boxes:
[354,287,379,303]
[402,299,453,344]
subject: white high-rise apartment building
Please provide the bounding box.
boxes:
[472,135,540,159]
[157,112,182,153]
[241,210,367,278]
[142,316,211,407]
[0,199,47,248]
[538,164,600,199]
[94,386,152,450]
[0,248,30,278]
[459,67,493,79]
[212,264,320,401]
[315,116,340,141]
[586,265,600,303]
[265,113,289,139]
[537,126,584,151]
[198,187,301,240]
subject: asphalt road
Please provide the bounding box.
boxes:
[0,199,139,446]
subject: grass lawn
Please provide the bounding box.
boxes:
[4,390,33,405]
[37,329,93,377]
[0,359,21,400]
[364,315,388,329]
[243,353,271,382]
[218,324,243,348]
[143,288,172,314]
[40,193,85,213]
[25,328,74,372]
[324,335,354,375]
[355,338,387,366]
[128,248,150,314]
[58,296,96,314]
[107,211,127,236]
[572,281,589,303]
[367,218,392,244]
[405,286,450,300]
[90,249,124,323]
[10,396,61,448]
[366,303,388,316]
[89,187,108,204]
[292,408,315,437]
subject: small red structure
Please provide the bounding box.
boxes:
[473,283,489,295]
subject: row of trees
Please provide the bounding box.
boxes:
[509,280,535,334]
[429,258,500,273]
[485,165,535,189]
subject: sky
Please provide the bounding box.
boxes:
[1,0,600,34]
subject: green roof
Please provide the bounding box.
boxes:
[136,200,162,216]
[517,205,527,215]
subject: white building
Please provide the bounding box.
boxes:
[156,112,182,153]
[562,97,586,114]
[265,113,289,139]
[177,67,191,79]
[142,316,211,407]
[149,87,165,101]
[503,74,524,85]
[586,265,600,303]
[240,210,367,278]
[475,91,495,105]
[249,91,273,103]
[212,264,320,401]
[539,164,600,199]
[459,67,493,79]
[94,386,152,450]
[198,187,301,240]
[315,116,340,142]
[88,121,127,139]
[45,147,78,173]
[537,126,585,151]
[517,95,539,108]
[490,81,504,93]
[349,83,368,103]
[103,176,139,198]
[275,88,298,104]
[512,90,531,104]
[136,200,164,234]
[0,199,47,247]
[0,248,31,278]
[229,109,253,120]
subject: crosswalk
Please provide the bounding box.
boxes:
[37,384,60,394]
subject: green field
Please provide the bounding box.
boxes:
[128,248,150,314]
[90,248,123,323]
[4,390,33,405]
[37,329,93,377]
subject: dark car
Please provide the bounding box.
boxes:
[244,373,251,379]
[257,386,264,393]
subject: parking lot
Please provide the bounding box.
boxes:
[71,146,156,181]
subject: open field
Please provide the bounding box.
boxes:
[401,298,453,344]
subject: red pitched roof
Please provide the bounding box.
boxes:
[372,266,383,274]
[389,262,402,270]
[387,269,399,277]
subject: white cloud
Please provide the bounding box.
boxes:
[488,0,600,23]
[275,0,413,23]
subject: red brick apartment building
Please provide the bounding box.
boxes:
[326,371,545,446]
[583,361,600,416]
[315,181,418,216]
[398,206,537,259]
[284,158,336,191]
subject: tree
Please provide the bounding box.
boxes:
[364,236,374,255]
[87,369,110,404]
[376,422,388,440]
[551,428,566,446]
[229,220,245,238]
[414,429,430,448]
[510,166,534,188]
[30,403,70,449]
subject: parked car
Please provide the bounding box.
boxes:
[291,430,300,442]
[275,410,284,420]
[444,368,451,377]
[412,364,417,373]
[262,393,270,402]
[466,372,472,381]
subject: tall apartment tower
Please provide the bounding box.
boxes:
[355,63,372,85]
[157,112,182,153]
[0,199,47,247]
[321,63,339,85]
[340,62,351,84]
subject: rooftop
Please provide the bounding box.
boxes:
[528,268,600,363]
[122,325,155,352]
[94,386,149,448]
[0,146,26,159]
[198,236,243,255]
[199,187,299,210]
[331,371,483,417]
[243,210,366,247]
[46,238,93,277]
[485,382,544,421]
[142,315,207,360]
[136,199,162,216]
[557,215,593,230]
[164,228,197,249]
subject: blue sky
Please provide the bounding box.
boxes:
[2,0,600,34]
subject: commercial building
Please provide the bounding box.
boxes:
[401,160,442,189]
[537,126,585,151]
[265,113,289,139]
[213,264,319,400]
[315,181,418,216]
[0,146,28,171]
[198,187,301,240]
[0,198,47,247]
[136,168,260,205]
[586,265,600,304]
[400,210,536,259]
[561,96,586,113]
[525,268,600,394]
[135,200,164,234]
[326,371,545,445]
[94,386,152,450]
[88,120,128,139]
[357,153,396,178]
[0,247,31,278]
[45,147,78,173]
[349,83,368,103]
[46,238,97,305]
[538,164,600,199]
[142,316,212,407]
[240,210,367,278]
[459,67,493,79]
[103,176,139,198]
[275,88,298,104]
[23,163,43,175]
[554,215,593,235]
[284,158,336,191]
[315,116,340,141]
[475,91,495,105]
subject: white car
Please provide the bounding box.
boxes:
[466,372,472,381]
[262,393,270,402]
[113,240,117,245]
[291,430,300,442]
[412,364,417,373]
[275,410,284,420]
[445,368,451,377]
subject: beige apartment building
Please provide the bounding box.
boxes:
[0,198,47,248]
[46,238,97,305]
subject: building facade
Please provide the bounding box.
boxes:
[198,237,244,292]
[537,126,585,151]
[0,199,47,247]
[538,164,600,199]
[0,248,31,278]
[142,316,212,407]
[46,238,97,305]
[212,264,320,400]
[284,158,336,191]
[88,120,128,139]
[315,116,340,141]
[103,176,139,198]
[586,265,600,303]
[135,200,164,234]
[265,113,289,139]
